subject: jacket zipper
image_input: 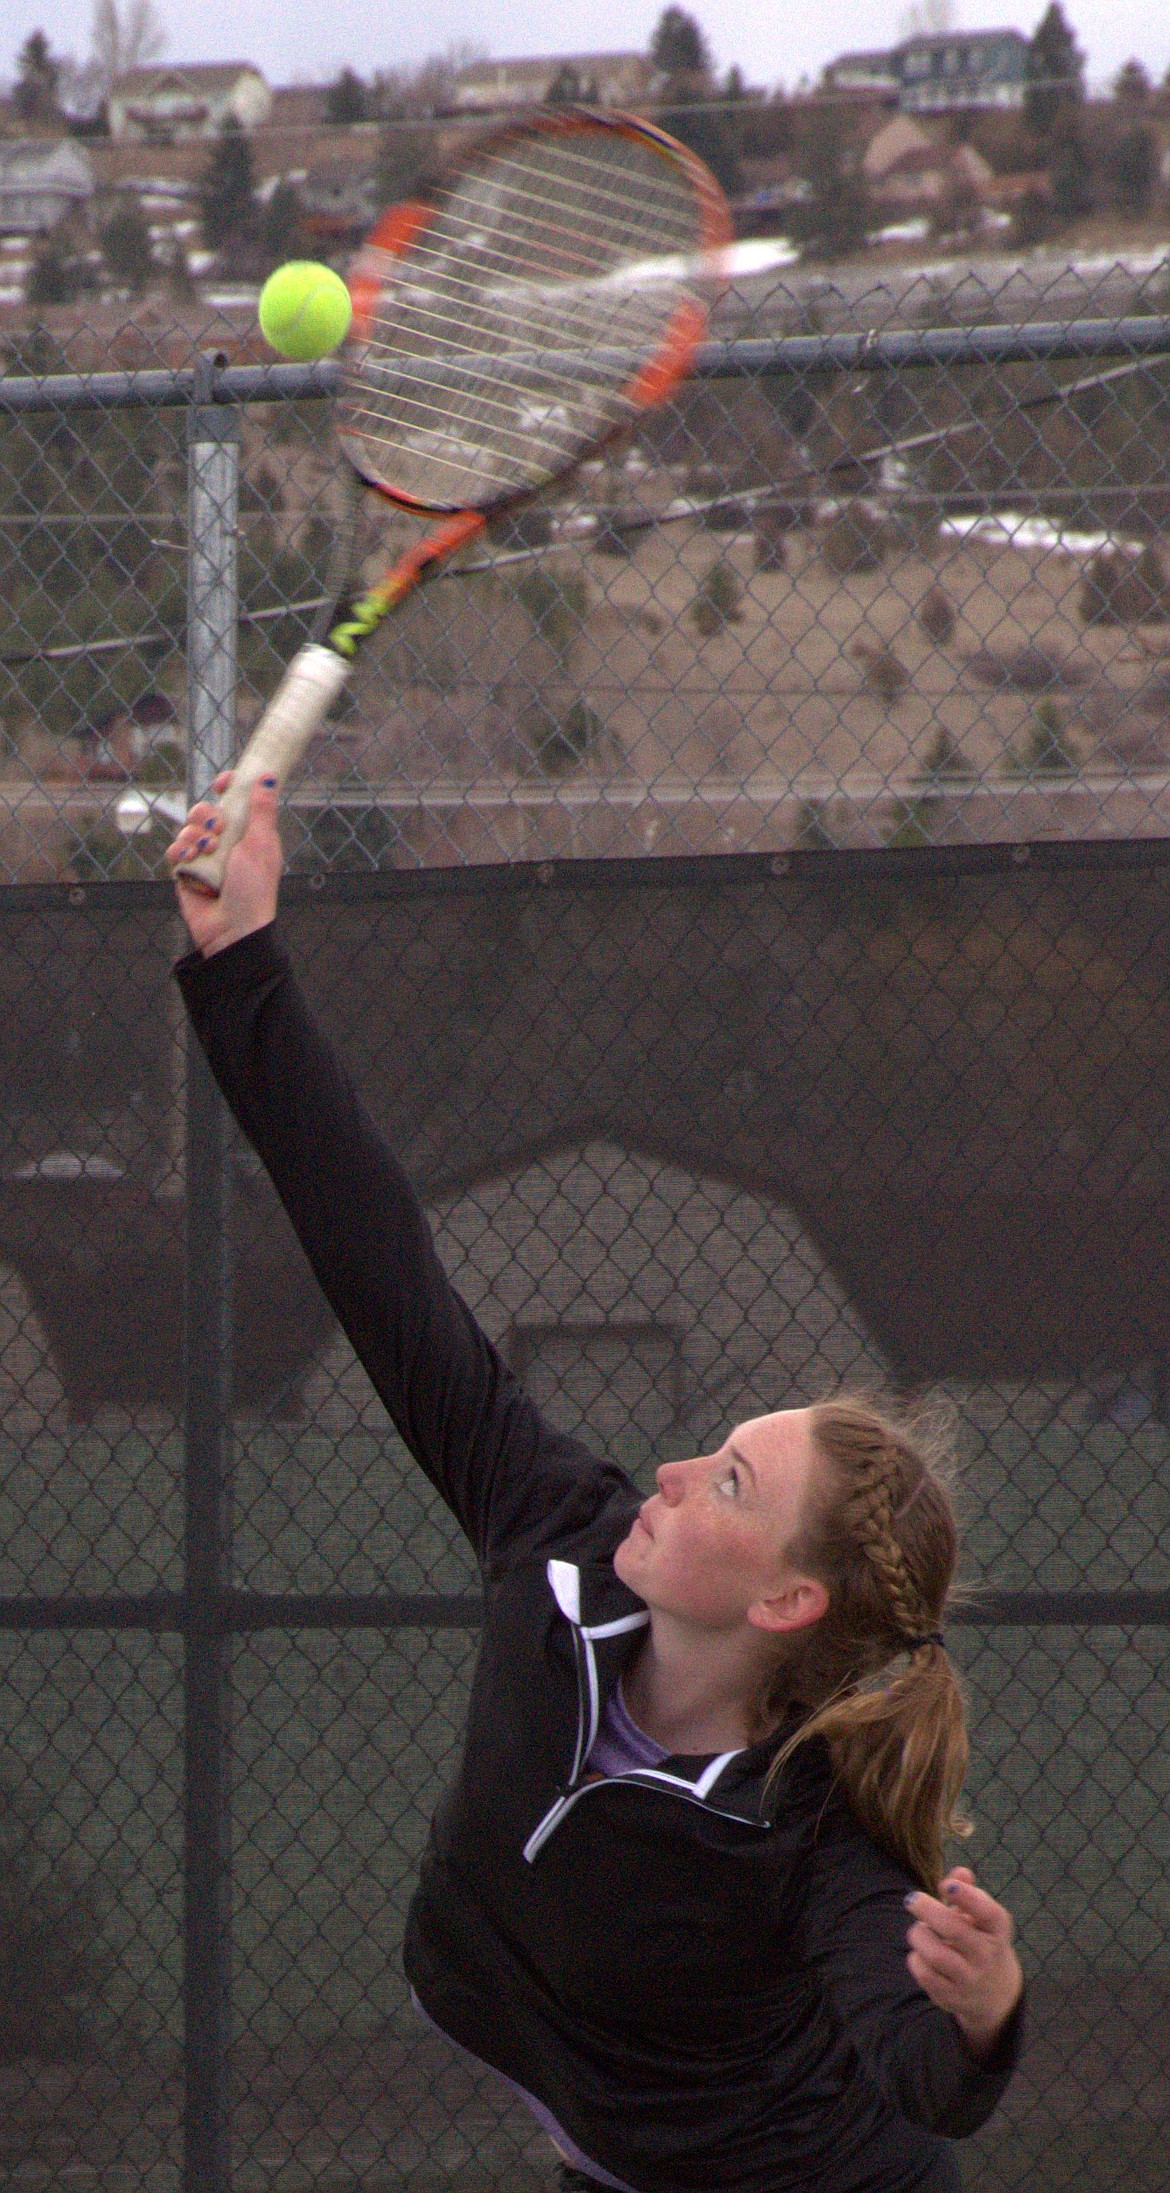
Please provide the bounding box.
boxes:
[527,1565,759,1862]
[523,1764,763,1862]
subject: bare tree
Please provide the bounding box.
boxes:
[899,0,958,35]
[371,41,486,119]
[90,0,167,98]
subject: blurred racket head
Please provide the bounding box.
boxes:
[339,109,732,516]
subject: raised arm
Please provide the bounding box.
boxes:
[167,779,625,1566]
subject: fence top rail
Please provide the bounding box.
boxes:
[2,315,1170,414]
[7,832,1170,916]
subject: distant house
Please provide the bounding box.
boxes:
[108,63,273,142]
[863,114,942,197]
[863,116,994,212]
[452,52,654,113]
[300,160,380,246]
[269,85,327,131]
[821,51,899,99]
[825,29,1029,116]
[0,139,93,236]
[893,29,1029,112]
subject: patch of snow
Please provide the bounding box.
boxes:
[871,219,931,247]
[941,510,1141,556]
[723,236,800,275]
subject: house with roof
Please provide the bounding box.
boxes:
[821,51,899,99]
[107,63,272,142]
[300,159,381,246]
[452,52,653,113]
[862,113,994,215]
[825,29,1029,115]
[0,139,93,236]
[894,28,1029,111]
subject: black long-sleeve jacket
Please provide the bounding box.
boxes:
[178,925,1023,2193]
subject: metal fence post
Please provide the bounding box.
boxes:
[183,351,240,2193]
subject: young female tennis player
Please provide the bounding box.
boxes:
[169,780,1024,2193]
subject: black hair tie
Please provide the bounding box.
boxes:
[905,1631,945,1651]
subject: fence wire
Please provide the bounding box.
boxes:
[0,264,1168,2193]
[0,858,1167,2192]
[1,270,1170,878]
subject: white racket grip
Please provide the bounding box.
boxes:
[175,644,351,895]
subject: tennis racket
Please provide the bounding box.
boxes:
[175,108,730,895]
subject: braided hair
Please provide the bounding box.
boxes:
[761,1393,972,1891]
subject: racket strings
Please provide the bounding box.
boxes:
[359,173,698,374]
[343,306,683,496]
[432,131,706,248]
[339,127,714,508]
[350,256,690,380]
[379,148,702,341]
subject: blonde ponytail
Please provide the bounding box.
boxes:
[763,1395,972,1892]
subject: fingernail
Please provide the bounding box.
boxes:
[903,1893,918,1909]
[197,836,210,851]
[261,776,277,787]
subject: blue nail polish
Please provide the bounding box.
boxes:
[261,775,277,787]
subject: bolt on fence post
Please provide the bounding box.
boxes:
[183,352,240,2193]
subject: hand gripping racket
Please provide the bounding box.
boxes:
[175,109,731,894]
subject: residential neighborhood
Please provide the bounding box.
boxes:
[1,3,1170,882]
[0,11,1168,313]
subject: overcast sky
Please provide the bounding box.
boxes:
[4,1,1169,101]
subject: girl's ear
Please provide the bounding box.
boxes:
[747,1574,829,1635]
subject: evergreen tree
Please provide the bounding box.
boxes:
[198,118,256,251]
[262,180,305,266]
[1049,130,1093,221]
[650,7,711,79]
[25,236,84,305]
[1108,126,1156,216]
[99,196,155,292]
[649,6,741,195]
[13,30,61,124]
[796,115,869,261]
[1112,58,1151,106]
[164,234,197,299]
[324,68,369,125]
[1024,4,1085,138]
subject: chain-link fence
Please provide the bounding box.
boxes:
[0,267,1168,2193]
[3,269,1170,879]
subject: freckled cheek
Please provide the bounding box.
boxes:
[664,1513,753,1583]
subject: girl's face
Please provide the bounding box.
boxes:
[613,1408,825,1632]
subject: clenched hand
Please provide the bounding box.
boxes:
[905,1867,1023,2057]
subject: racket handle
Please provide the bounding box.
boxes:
[175,644,351,896]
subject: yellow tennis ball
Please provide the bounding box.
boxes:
[258,261,352,361]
